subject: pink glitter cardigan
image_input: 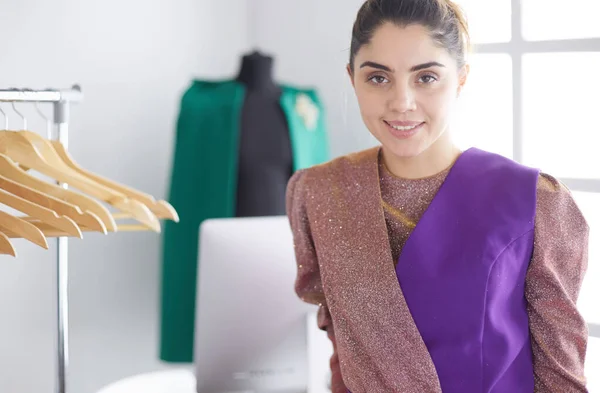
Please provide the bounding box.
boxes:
[286,146,589,392]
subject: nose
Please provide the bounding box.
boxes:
[388,83,417,113]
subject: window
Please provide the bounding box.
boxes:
[454,0,512,44]
[522,0,600,41]
[522,53,600,179]
[454,0,600,336]
[453,54,513,159]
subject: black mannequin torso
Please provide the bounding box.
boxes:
[234,51,293,217]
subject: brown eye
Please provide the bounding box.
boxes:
[419,74,438,84]
[368,75,389,85]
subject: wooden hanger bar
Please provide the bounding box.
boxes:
[0,172,106,234]
[0,187,82,238]
[50,140,179,222]
[0,210,48,249]
[2,222,151,238]
[0,154,117,232]
[0,131,160,232]
[0,232,16,256]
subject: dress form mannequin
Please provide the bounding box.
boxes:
[234,50,293,217]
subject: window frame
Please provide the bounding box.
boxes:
[472,0,600,337]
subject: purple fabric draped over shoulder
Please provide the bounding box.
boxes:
[396,148,539,392]
[347,148,540,393]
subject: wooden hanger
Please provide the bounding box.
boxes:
[0,187,81,237]
[0,154,113,232]
[0,154,148,234]
[0,209,48,249]
[0,130,160,232]
[17,130,162,231]
[0,175,107,234]
[49,140,179,222]
[0,232,16,256]
[8,221,150,237]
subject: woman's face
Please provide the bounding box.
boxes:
[349,22,468,158]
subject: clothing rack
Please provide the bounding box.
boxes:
[0,85,83,393]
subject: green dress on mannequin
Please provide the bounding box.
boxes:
[160,78,330,362]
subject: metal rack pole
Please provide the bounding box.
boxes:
[54,101,71,393]
[0,86,82,393]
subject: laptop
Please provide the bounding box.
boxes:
[194,216,332,393]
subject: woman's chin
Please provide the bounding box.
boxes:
[381,137,426,158]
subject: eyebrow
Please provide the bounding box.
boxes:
[359,61,446,72]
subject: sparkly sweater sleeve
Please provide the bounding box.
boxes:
[286,169,348,393]
[527,173,590,392]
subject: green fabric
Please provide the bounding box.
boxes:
[160,79,330,362]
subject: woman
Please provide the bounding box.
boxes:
[285,0,589,392]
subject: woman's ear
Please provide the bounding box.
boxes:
[457,63,470,97]
[346,64,355,88]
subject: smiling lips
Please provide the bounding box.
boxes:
[385,120,423,129]
[384,120,424,139]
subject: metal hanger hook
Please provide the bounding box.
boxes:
[11,101,27,130]
[0,104,7,129]
[35,102,52,138]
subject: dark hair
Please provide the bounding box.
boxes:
[349,0,471,73]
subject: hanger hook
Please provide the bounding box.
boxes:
[11,101,27,130]
[34,101,52,139]
[0,104,7,129]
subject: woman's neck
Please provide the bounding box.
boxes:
[381,137,462,180]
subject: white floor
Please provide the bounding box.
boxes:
[96,369,195,393]
[96,336,600,393]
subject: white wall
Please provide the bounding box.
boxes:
[0,0,250,392]
[250,0,378,158]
